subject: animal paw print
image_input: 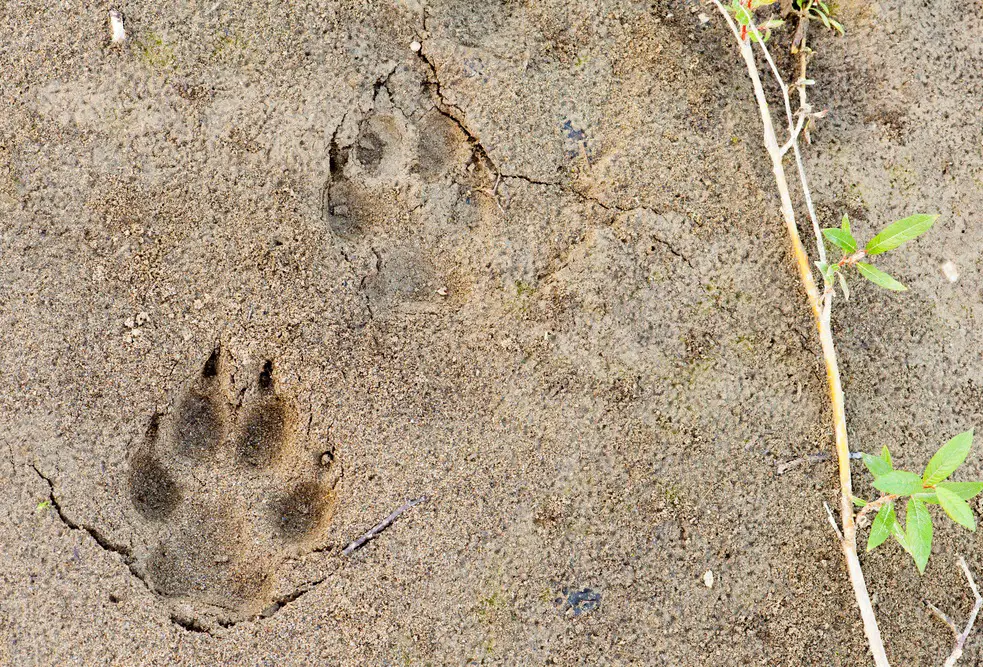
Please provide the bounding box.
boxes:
[128,346,336,619]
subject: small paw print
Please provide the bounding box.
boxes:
[128,346,336,621]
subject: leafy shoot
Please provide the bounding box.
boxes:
[856,430,982,573]
[818,213,938,296]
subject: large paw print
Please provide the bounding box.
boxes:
[128,346,336,621]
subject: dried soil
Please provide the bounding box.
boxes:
[3,0,983,665]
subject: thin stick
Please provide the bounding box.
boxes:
[855,495,898,524]
[342,495,428,556]
[747,11,826,265]
[928,556,983,667]
[790,18,825,277]
[710,3,888,665]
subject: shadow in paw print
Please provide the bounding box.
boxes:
[127,345,337,623]
[173,348,226,461]
[235,361,288,468]
[354,115,402,175]
[272,481,328,540]
[129,418,182,521]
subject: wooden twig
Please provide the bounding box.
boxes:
[855,495,898,524]
[825,501,844,542]
[776,451,830,475]
[928,556,983,667]
[342,495,428,556]
[709,2,888,664]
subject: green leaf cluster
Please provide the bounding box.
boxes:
[727,0,785,42]
[819,213,938,296]
[858,430,983,573]
[794,0,844,34]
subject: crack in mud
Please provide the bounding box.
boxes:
[413,14,697,261]
[647,233,694,268]
[32,463,135,562]
[170,614,216,636]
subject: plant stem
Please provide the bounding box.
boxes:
[856,495,898,523]
[709,3,888,665]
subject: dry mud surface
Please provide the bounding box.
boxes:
[3,1,983,665]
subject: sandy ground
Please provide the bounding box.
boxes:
[3,0,983,664]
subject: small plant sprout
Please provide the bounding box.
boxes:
[36,499,52,512]
[708,0,980,663]
[817,213,939,297]
[727,0,785,42]
[791,0,844,53]
[854,430,983,573]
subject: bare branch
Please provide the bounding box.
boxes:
[928,601,959,637]
[708,2,887,664]
[824,501,844,542]
[855,495,898,524]
[744,9,827,266]
[342,495,428,556]
[929,557,983,667]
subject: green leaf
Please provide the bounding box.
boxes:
[856,262,907,291]
[867,501,895,552]
[905,497,933,573]
[881,445,892,467]
[923,429,974,486]
[823,228,857,254]
[841,214,851,235]
[862,452,892,479]
[891,517,909,551]
[837,271,850,301]
[937,486,976,531]
[936,481,983,501]
[865,214,938,255]
[873,470,924,496]
[816,261,839,284]
[853,496,868,507]
[912,490,938,504]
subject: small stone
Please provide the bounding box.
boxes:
[109,9,126,43]
[436,287,448,296]
[135,311,150,325]
[703,570,714,588]
[941,260,959,283]
[410,40,422,52]
[193,299,204,310]
[698,12,710,24]
[123,317,134,329]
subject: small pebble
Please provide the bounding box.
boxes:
[941,260,959,283]
[698,12,710,24]
[109,9,126,43]
[703,570,714,588]
[410,40,421,52]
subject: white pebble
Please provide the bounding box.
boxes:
[698,12,710,24]
[703,570,714,588]
[109,9,126,43]
[941,260,959,283]
[410,40,421,52]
